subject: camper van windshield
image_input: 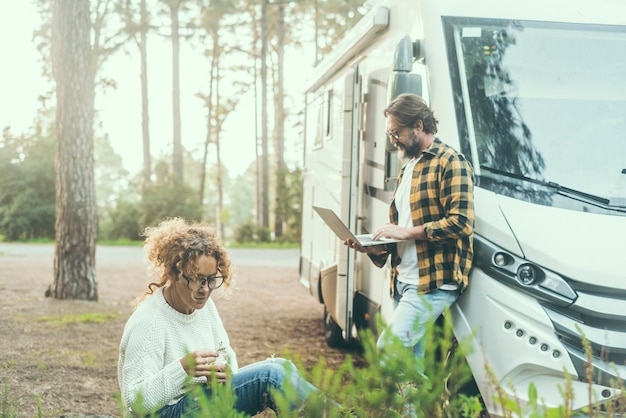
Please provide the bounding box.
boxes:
[445,18,626,214]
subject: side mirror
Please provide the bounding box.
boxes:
[387,36,422,101]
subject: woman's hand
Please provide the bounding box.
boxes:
[181,350,229,383]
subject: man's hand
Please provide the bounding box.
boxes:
[344,239,387,255]
[372,224,426,241]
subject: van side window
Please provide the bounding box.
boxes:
[324,89,333,141]
[315,106,323,148]
[308,93,324,151]
[385,148,399,191]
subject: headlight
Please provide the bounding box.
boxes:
[517,263,539,285]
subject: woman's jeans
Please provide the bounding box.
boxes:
[157,358,317,417]
[376,281,460,372]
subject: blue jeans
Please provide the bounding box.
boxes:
[157,358,317,417]
[377,281,460,371]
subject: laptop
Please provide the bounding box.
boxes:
[312,205,404,247]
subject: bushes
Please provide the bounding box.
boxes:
[233,223,272,244]
[272,313,482,418]
[106,315,481,417]
[6,312,624,417]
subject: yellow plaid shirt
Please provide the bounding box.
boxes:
[370,138,475,294]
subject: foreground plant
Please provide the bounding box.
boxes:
[2,380,17,418]
[104,313,620,417]
[272,310,482,418]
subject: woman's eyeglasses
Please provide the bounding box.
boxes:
[182,273,225,291]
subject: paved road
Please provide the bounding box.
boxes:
[0,243,300,268]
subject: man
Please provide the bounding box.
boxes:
[345,93,474,370]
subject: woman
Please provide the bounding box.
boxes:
[118,217,316,417]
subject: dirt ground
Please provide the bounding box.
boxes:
[0,244,361,417]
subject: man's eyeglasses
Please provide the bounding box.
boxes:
[182,273,225,291]
[385,129,401,140]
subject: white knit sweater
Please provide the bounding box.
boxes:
[118,287,238,412]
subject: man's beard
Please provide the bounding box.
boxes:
[396,130,421,160]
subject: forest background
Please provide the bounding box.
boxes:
[0,0,371,246]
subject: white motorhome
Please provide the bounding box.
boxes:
[298,0,626,415]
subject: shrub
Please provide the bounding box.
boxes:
[271,312,482,417]
[233,223,272,244]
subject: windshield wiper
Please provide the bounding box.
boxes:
[608,169,626,208]
[479,165,616,207]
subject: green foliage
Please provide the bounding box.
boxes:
[275,167,303,244]
[185,374,247,418]
[232,222,256,243]
[0,127,55,241]
[125,391,159,418]
[2,380,17,418]
[5,314,626,417]
[139,161,203,228]
[230,167,302,244]
[270,313,482,418]
[121,356,248,418]
[233,222,272,244]
[226,170,256,234]
[36,312,117,326]
[481,328,626,418]
[94,133,131,217]
[294,0,371,62]
[2,381,45,418]
[99,197,143,241]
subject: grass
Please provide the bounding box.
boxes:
[2,380,16,418]
[36,312,117,326]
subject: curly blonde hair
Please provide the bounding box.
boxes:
[136,217,233,304]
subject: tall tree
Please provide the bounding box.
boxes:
[196,0,254,236]
[119,0,155,184]
[272,2,285,238]
[260,0,270,229]
[259,0,367,240]
[49,0,98,300]
[162,0,187,184]
[196,0,223,217]
[139,0,153,184]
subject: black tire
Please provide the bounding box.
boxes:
[323,307,345,348]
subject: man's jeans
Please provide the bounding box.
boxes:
[157,358,317,417]
[377,281,460,371]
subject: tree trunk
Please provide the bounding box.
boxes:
[170,1,183,184]
[273,4,285,238]
[50,0,98,301]
[140,0,152,184]
[260,0,269,229]
[199,32,217,207]
[214,54,224,239]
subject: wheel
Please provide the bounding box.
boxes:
[323,306,345,348]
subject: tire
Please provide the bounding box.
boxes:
[323,307,345,348]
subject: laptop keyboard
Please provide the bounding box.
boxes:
[355,234,378,246]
